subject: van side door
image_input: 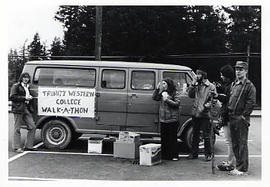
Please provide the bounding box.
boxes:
[127,69,159,133]
[96,68,128,130]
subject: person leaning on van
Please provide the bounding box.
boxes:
[152,78,180,161]
[9,72,37,153]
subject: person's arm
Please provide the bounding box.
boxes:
[152,88,162,101]
[165,92,180,108]
[9,84,26,102]
[242,84,256,119]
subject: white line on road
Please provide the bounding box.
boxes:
[8,142,44,163]
[8,176,90,181]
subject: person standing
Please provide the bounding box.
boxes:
[227,61,256,176]
[10,72,36,153]
[187,66,217,161]
[215,65,236,171]
[152,78,180,161]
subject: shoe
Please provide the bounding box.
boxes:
[14,148,24,153]
[24,148,37,151]
[228,169,248,176]
[205,155,213,161]
[187,154,198,159]
[216,164,235,171]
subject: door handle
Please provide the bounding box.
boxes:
[95,92,100,97]
[129,93,138,98]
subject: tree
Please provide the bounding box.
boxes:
[27,33,47,60]
[49,37,65,59]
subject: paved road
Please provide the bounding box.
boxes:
[8,113,261,181]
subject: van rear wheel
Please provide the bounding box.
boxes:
[184,125,216,152]
[41,120,72,150]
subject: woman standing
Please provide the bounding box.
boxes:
[10,72,36,152]
[152,78,180,160]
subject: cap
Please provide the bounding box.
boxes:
[235,61,248,69]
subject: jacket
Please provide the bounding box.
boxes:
[152,89,180,123]
[188,79,217,118]
[228,79,256,122]
[10,82,34,114]
[216,80,233,124]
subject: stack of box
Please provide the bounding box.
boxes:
[139,143,161,166]
[113,131,140,159]
[88,137,103,153]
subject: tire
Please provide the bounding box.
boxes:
[184,125,216,152]
[41,120,72,150]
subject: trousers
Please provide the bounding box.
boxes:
[13,108,36,149]
[223,122,235,165]
[160,122,179,160]
[229,117,249,172]
[191,117,212,156]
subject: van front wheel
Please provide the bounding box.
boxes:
[41,120,72,150]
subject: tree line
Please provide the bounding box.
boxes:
[8,6,261,105]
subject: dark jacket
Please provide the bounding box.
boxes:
[10,82,34,114]
[216,80,232,124]
[188,79,217,118]
[152,89,180,123]
[228,79,256,122]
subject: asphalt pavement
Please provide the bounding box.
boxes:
[8,113,261,181]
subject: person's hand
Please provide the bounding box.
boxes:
[25,95,33,101]
[162,91,168,101]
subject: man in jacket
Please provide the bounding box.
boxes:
[227,61,256,176]
[187,67,217,161]
[10,72,36,153]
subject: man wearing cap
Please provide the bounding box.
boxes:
[10,72,37,153]
[227,61,256,176]
[187,66,217,161]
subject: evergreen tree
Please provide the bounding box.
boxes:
[27,33,47,60]
[49,37,65,59]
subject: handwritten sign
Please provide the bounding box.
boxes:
[38,87,95,118]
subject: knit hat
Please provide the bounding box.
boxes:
[220,64,234,79]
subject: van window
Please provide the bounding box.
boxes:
[131,71,155,90]
[34,68,96,87]
[163,72,192,94]
[101,69,125,89]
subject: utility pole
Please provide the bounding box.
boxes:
[247,41,250,64]
[95,6,103,61]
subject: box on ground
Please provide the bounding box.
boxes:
[118,131,140,143]
[102,137,116,154]
[88,137,103,153]
[113,140,140,159]
[139,143,161,166]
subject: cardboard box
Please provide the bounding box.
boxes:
[113,141,140,159]
[139,144,162,166]
[118,131,140,143]
[88,137,103,153]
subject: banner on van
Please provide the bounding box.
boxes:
[38,87,95,118]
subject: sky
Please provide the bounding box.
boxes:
[8,3,64,50]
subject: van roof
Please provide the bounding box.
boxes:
[25,60,192,71]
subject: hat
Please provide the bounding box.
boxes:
[220,64,234,79]
[235,61,248,69]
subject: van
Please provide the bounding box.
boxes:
[21,60,199,150]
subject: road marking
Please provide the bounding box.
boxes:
[8,176,90,181]
[8,142,44,163]
[216,139,253,142]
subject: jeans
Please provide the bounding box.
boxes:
[191,117,212,156]
[230,117,249,172]
[13,108,36,149]
[223,123,235,166]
